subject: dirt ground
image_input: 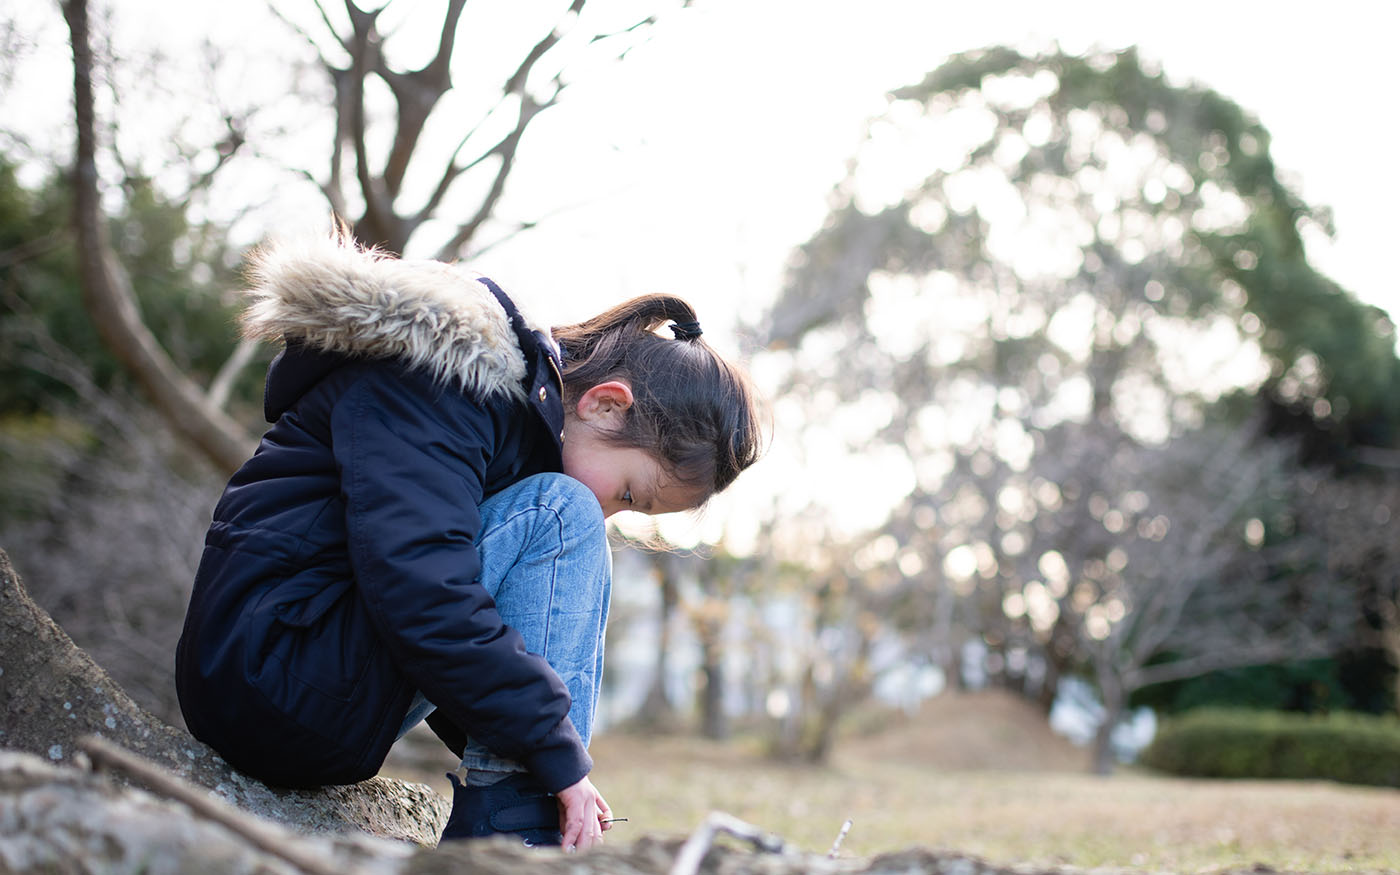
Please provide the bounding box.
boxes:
[383,690,1400,873]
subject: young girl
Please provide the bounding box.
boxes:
[175,232,763,850]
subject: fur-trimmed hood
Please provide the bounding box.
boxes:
[241,234,552,403]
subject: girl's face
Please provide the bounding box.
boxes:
[561,381,702,518]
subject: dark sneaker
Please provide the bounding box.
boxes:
[439,771,563,847]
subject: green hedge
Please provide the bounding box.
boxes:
[1140,708,1400,787]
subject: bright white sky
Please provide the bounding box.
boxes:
[6,0,1397,545]
[471,0,1400,333]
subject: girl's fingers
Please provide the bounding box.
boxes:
[557,777,608,850]
[564,807,602,851]
[593,789,610,828]
[560,802,585,850]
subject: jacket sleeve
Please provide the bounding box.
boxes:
[331,367,591,792]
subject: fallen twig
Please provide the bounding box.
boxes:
[78,735,369,875]
[670,810,788,875]
[828,818,853,858]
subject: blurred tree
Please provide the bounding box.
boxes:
[0,158,87,413]
[1291,471,1400,715]
[677,550,739,741]
[0,157,253,418]
[761,46,1396,767]
[1132,462,1400,720]
[1068,423,1356,772]
[623,545,753,740]
[757,543,883,763]
[632,547,684,730]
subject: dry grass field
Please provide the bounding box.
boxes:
[386,690,1400,873]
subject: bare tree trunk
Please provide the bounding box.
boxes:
[1090,660,1123,776]
[693,562,729,740]
[697,637,727,740]
[1036,615,1078,714]
[1036,654,1061,714]
[61,0,254,476]
[944,642,967,692]
[636,553,679,727]
[930,577,966,693]
[1379,600,1400,716]
[805,633,875,765]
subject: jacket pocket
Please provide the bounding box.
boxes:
[253,573,381,704]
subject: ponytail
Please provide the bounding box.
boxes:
[553,294,763,500]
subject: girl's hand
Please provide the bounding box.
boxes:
[555,775,613,851]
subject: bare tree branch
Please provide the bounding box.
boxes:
[430,104,542,261]
[1124,428,1272,668]
[671,811,788,875]
[466,190,617,258]
[1127,639,1330,690]
[340,4,399,249]
[426,1,584,258]
[264,0,336,56]
[60,0,254,476]
[377,0,465,196]
[504,0,585,96]
[411,91,527,231]
[80,736,363,875]
[207,336,262,412]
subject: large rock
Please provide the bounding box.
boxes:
[0,748,411,874]
[0,546,448,845]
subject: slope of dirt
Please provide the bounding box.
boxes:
[837,689,1091,772]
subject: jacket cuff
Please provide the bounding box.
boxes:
[522,716,593,794]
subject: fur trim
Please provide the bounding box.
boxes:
[240,235,543,401]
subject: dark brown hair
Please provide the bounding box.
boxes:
[553,294,764,501]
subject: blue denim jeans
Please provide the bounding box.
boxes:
[395,473,612,772]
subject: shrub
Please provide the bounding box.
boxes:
[1140,708,1400,787]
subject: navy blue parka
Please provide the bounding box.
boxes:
[175,237,591,792]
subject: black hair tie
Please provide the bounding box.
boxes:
[670,320,703,341]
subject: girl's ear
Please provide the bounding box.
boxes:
[574,380,634,425]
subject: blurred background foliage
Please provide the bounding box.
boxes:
[0,3,1396,781]
[0,159,257,415]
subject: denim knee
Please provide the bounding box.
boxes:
[483,473,604,551]
[477,473,610,597]
[502,473,606,533]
